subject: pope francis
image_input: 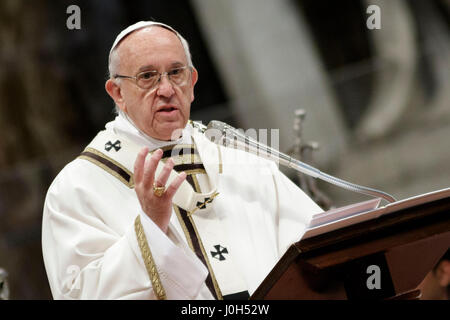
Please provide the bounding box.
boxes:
[42,21,323,300]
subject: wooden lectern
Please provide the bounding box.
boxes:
[251,188,450,300]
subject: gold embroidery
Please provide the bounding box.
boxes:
[154,144,196,153]
[150,144,202,166]
[183,168,207,176]
[78,147,134,188]
[174,204,223,300]
[187,192,220,216]
[187,210,224,300]
[190,174,201,193]
[217,145,223,174]
[134,215,166,300]
[173,172,223,300]
[173,206,194,250]
[168,153,202,166]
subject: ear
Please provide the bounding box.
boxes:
[105,79,127,112]
[189,67,198,103]
[436,260,450,287]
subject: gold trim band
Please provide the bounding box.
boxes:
[134,215,166,300]
[217,145,223,174]
[188,192,220,216]
[78,147,134,188]
[173,205,223,300]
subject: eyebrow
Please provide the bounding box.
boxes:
[137,62,185,73]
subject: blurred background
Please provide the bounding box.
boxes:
[0,0,448,299]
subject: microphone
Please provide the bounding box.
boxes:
[205,120,396,203]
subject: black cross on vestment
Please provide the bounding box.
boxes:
[196,196,213,210]
[211,245,228,261]
[105,140,121,152]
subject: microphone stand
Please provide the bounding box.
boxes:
[206,121,397,204]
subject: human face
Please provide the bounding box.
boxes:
[106,27,198,140]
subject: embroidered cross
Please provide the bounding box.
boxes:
[211,245,228,261]
[196,197,213,209]
[188,192,219,216]
[105,140,121,152]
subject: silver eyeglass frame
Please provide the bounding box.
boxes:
[113,65,192,90]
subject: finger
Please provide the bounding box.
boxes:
[134,147,149,185]
[165,171,187,198]
[154,158,175,187]
[142,149,163,190]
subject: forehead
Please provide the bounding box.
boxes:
[117,27,187,72]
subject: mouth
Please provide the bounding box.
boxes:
[157,105,178,114]
[155,105,181,120]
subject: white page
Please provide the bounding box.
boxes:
[301,187,450,240]
[308,198,381,228]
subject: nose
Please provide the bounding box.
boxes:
[155,74,175,98]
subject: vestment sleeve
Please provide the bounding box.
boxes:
[269,162,324,254]
[42,160,208,299]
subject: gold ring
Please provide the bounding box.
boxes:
[153,183,166,197]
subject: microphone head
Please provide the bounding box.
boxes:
[205,120,227,145]
[206,120,229,133]
[205,120,239,146]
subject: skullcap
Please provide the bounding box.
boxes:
[109,21,180,62]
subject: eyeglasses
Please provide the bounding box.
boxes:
[113,66,192,90]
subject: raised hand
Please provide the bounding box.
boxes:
[134,147,187,233]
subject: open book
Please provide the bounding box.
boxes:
[302,187,450,240]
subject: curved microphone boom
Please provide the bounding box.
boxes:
[206,120,396,203]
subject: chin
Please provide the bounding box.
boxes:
[160,124,185,141]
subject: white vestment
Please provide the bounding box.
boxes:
[42,114,323,299]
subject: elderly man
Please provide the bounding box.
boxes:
[42,21,322,300]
